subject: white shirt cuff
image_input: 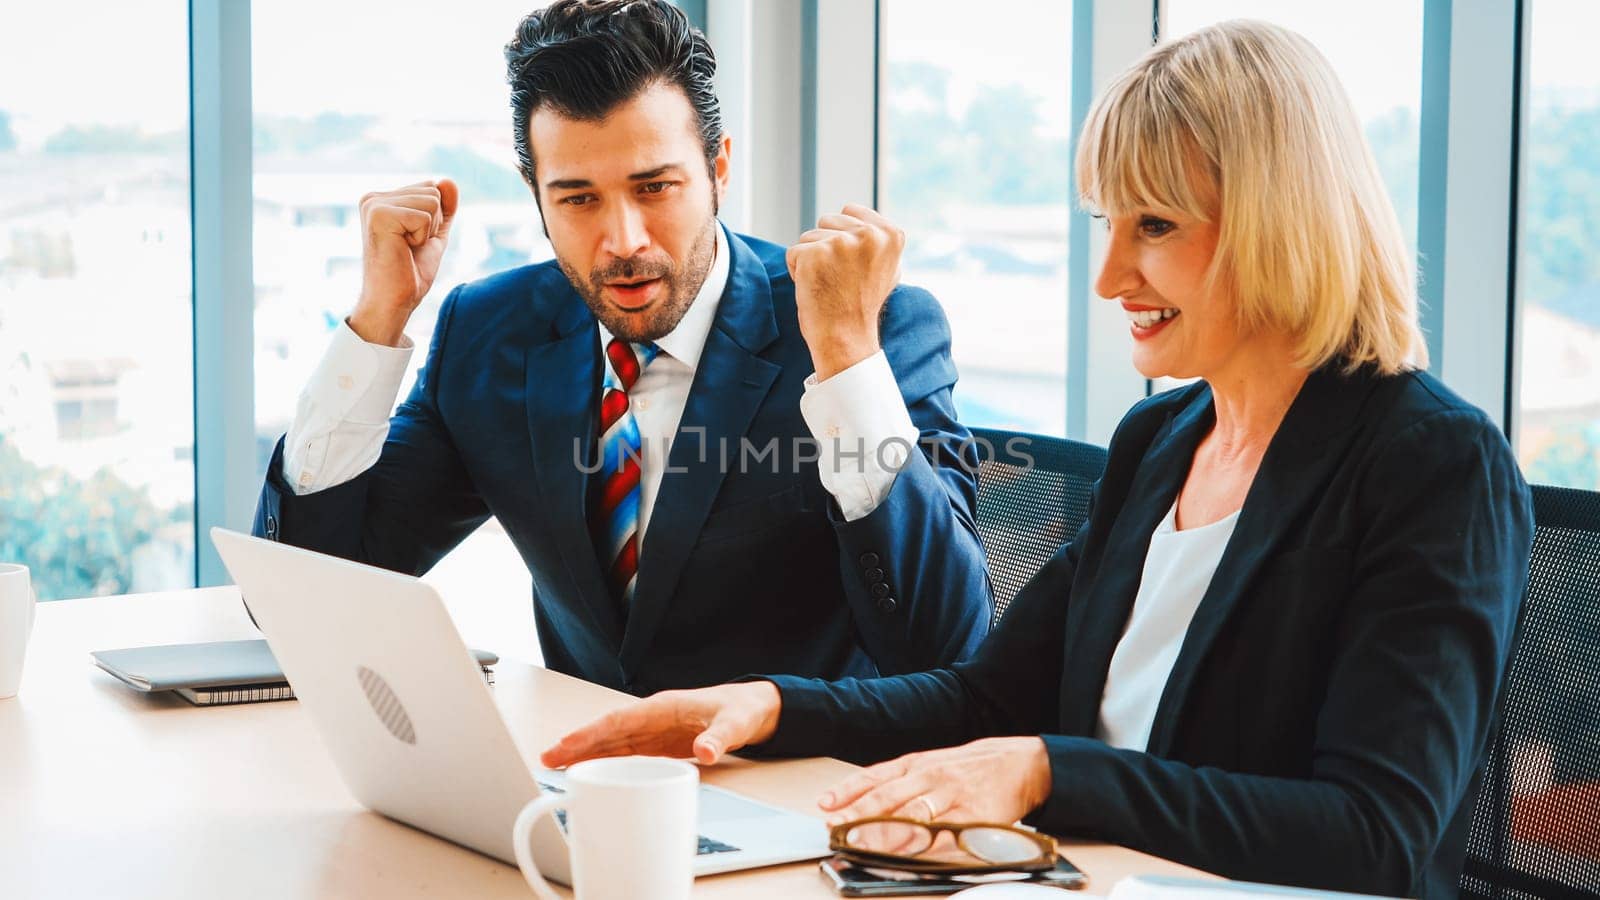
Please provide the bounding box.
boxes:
[281,321,414,495]
[800,350,919,522]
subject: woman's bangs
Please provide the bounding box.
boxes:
[1078,75,1213,220]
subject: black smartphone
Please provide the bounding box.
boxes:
[818,854,1089,896]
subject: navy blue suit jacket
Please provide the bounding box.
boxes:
[253,230,990,694]
[759,366,1533,899]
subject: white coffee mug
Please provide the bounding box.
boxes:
[514,756,698,900]
[0,564,38,700]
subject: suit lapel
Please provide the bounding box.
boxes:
[524,296,625,647]
[1142,366,1379,756]
[1057,390,1213,737]
[619,234,782,678]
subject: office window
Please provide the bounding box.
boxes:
[0,6,194,601]
[252,1,542,659]
[878,0,1073,435]
[1514,0,1600,490]
[1163,2,1423,254]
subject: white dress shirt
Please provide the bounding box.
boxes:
[1095,499,1241,752]
[281,222,919,543]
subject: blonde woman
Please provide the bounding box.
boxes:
[543,21,1533,897]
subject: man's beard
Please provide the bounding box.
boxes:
[559,214,718,344]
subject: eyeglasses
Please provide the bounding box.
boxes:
[828,817,1058,875]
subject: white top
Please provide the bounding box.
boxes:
[1095,500,1241,752]
[280,222,919,540]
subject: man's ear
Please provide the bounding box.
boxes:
[713,132,732,206]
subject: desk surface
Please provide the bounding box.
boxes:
[0,588,1213,898]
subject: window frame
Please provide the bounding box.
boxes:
[184,0,1537,586]
[190,0,256,586]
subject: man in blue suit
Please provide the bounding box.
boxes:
[251,0,990,695]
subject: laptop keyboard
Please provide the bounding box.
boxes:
[537,781,741,856]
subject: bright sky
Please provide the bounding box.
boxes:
[249,1,531,122]
[1165,0,1424,115]
[1,0,1596,140]
[1170,0,1600,104]
[0,1,532,140]
[0,4,189,137]
[882,0,1074,134]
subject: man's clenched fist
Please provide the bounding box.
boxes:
[786,204,905,381]
[349,179,460,347]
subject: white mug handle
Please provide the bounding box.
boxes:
[26,586,35,634]
[513,794,570,900]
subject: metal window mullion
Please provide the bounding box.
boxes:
[741,0,804,244]
[1504,0,1530,440]
[1067,0,1096,440]
[806,0,877,231]
[1070,0,1157,445]
[190,0,256,586]
[1417,0,1520,432]
[705,0,755,233]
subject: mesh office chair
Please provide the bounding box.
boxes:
[1461,484,1600,899]
[969,427,1108,625]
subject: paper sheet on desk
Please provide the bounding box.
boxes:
[1103,875,1402,900]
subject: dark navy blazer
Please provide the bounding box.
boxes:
[760,365,1534,899]
[253,230,991,694]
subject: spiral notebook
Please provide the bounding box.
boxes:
[92,639,498,707]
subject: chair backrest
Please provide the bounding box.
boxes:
[969,427,1108,625]
[1460,484,1600,899]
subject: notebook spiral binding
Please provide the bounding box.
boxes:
[175,667,497,707]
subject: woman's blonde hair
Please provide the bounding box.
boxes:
[1076,19,1427,374]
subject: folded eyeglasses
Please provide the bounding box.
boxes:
[828,816,1058,876]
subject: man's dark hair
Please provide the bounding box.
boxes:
[506,0,723,192]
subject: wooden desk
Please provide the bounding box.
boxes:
[0,588,1213,898]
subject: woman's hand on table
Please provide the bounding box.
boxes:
[817,736,1053,826]
[540,681,782,768]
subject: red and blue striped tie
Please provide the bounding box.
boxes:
[594,337,660,604]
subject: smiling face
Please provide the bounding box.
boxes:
[1094,207,1248,381]
[531,80,730,343]
[1076,23,1430,382]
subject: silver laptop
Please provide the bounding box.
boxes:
[210,527,828,883]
